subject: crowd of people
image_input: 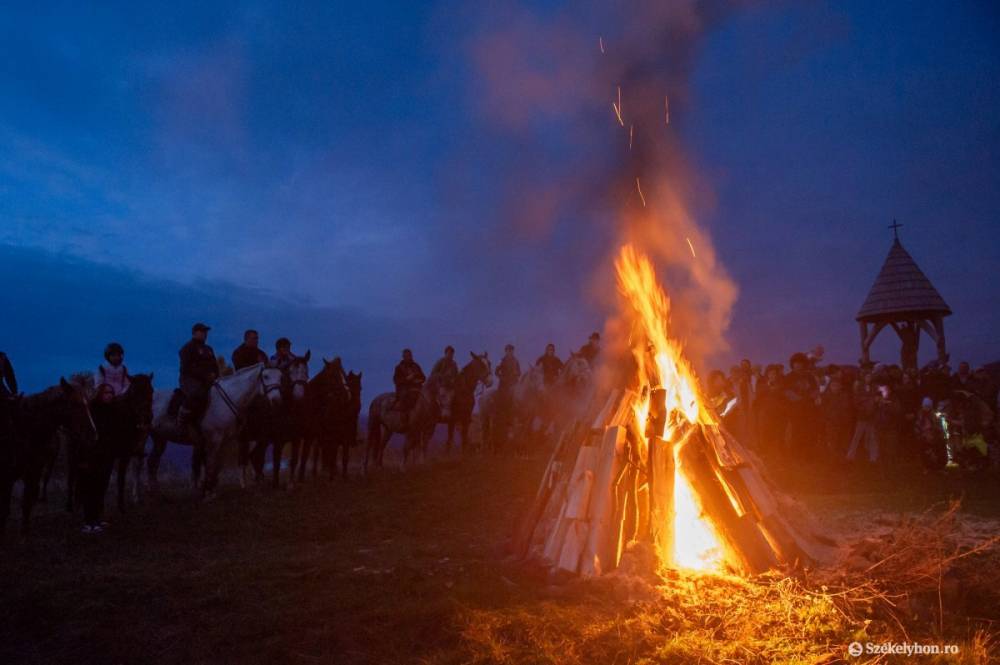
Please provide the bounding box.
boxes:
[706,346,999,475]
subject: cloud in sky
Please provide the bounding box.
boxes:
[0,0,997,382]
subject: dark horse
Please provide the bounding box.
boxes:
[290,358,355,483]
[1,378,96,538]
[103,374,155,512]
[431,352,492,454]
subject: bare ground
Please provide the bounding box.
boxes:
[1,452,998,664]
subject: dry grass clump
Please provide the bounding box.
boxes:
[458,503,1000,664]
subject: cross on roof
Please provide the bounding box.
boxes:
[889,218,902,239]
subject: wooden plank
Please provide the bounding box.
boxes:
[557,520,589,573]
[647,433,676,565]
[677,431,777,575]
[580,426,628,576]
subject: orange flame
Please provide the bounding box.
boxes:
[614,244,724,572]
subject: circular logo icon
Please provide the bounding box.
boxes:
[848,642,864,657]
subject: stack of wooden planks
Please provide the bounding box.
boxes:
[513,387,837,577]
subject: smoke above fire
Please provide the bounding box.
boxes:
[465,0,741,369]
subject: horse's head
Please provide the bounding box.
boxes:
[286,350,311,401]
[346,371,362,409]
[470,351,493,388]
[319,357,350,403]
[59,376,97,446]
[128,373,155,431]
[260,366,285,406]
[561,353,592,394]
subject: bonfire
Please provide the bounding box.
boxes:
[514,244,834,578]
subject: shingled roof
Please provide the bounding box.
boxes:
[856,238,951,321]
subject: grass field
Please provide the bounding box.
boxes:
[1,451,998,664]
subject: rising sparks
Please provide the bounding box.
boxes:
[635,177,646,207]
[599,36,605,54]
[665,94,671,125]
[686,237,696,258]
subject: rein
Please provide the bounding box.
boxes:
[213,368,282,419]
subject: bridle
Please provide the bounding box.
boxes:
[213,367,282,418]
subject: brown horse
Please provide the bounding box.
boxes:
[1,377,96,538]
[431,352,492,453]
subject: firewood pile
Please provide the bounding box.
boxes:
[512,387,837,577]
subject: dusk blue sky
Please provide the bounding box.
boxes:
[2,1,998,394]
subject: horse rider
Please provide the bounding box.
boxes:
[232,329,268,370]
[429,345,459,389]
[535,343,563,387]
[393,349,426,426]
[177,323,218,432]
[495,344,521,442]
[94,342,131,396]
[270,337,297,371]
[577,332,601,367]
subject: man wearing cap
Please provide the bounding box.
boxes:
[578,332,601,366]
[178,323,218,430]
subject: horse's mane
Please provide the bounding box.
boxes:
[21,384,65,409]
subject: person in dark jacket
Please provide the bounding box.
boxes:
[429,346,459,389]
[535,344,563,387]
[393,349,426,413]
[78,384,119,533]
[232,329,268,370]
[0,351,17,398]
[577,332,601,366]
[178,323,217,428]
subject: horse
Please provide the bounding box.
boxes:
[147,363,283,496]
[105,373,155,513]
[365,379,438,474]
[38,373,94,508]
[1,377,96,539]
[325,369,362,479]
[291,358,355,482]
[256,352,311,489]
[479,353,593,455]
[432,353,492,453]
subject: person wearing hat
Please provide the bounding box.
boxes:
[429,345,459,390]
[577,332,601,366]
[393,349,426,425]
[94,342,131,397]
[177,323,218,430]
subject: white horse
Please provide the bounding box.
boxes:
[147,363,284,496]
[479,353,593,454]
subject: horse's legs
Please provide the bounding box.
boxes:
[130,455,143,503]
[147,435,166,493]
[190,446,203,490]
[116,456,129,513]
[341,439,349,479]
[21,466,41,537]
[446,421,455,454]
[0,474,13,539]
[272,440,283,489]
